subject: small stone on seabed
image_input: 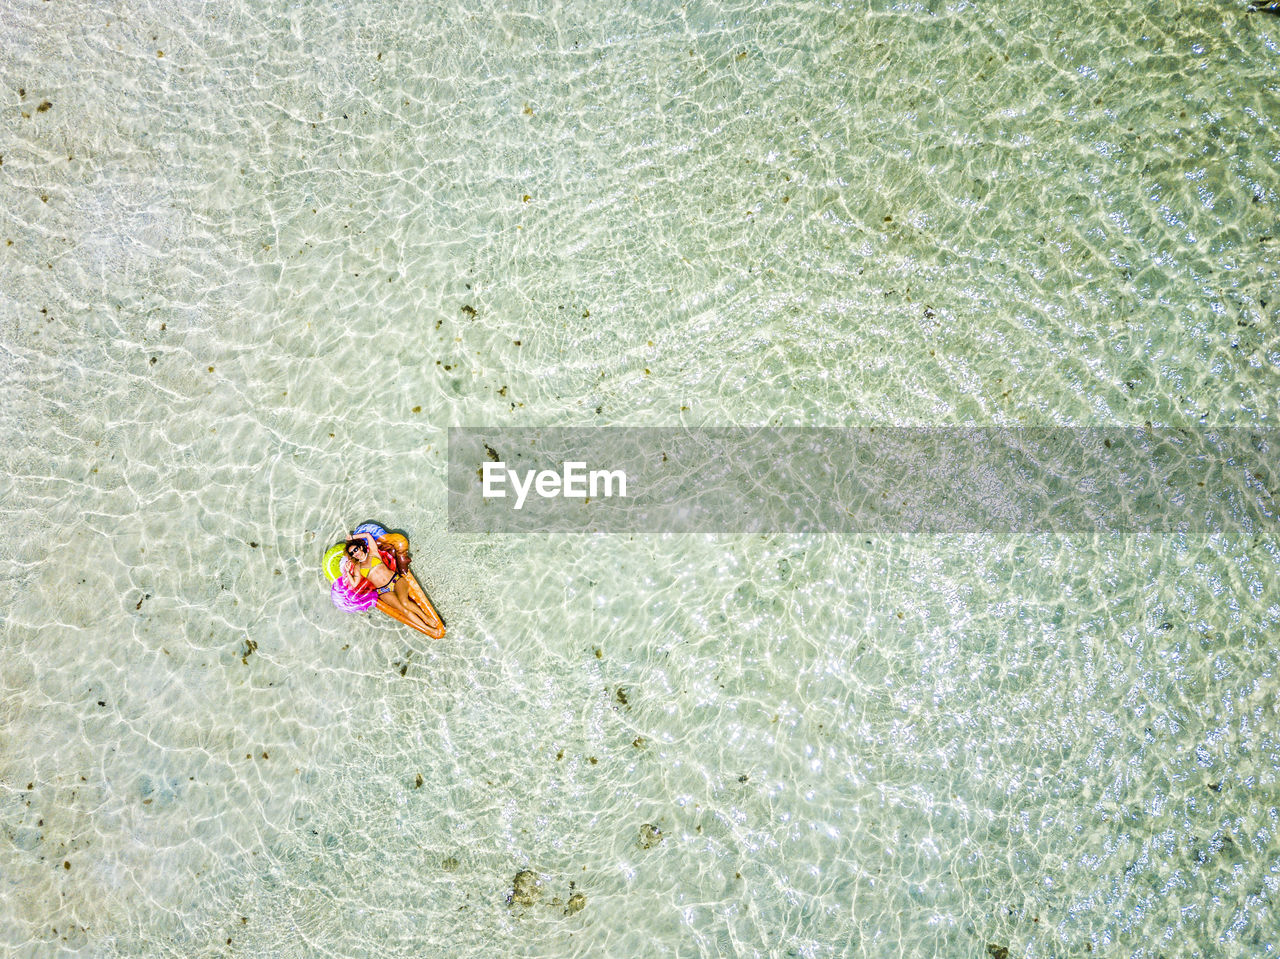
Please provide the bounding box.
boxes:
[565,892,586,915]
[509,869,541,906]
[638,823,663,849]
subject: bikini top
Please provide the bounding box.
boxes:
[357,552,384,579]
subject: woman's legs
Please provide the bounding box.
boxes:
[394,577,440,633]
[379,587,435,632]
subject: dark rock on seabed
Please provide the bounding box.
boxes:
[509,869,541,906]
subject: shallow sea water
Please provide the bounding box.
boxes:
[2,0,1279,956]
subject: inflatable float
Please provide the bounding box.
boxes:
[323,522,446,639]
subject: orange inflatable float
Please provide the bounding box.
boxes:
[323,523,446,639]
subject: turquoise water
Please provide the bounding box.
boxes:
[2,0,1278,956]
